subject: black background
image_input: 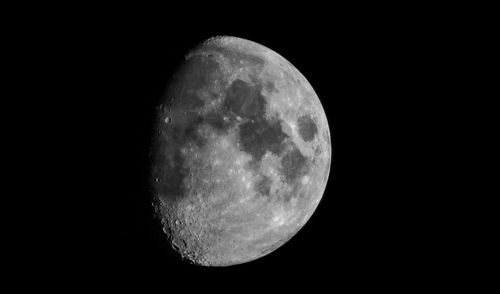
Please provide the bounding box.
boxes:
[34,8,466,289]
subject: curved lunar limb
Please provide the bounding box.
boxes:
[151,36,331,266]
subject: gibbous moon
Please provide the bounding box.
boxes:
[152,36,331,266]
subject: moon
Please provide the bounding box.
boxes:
[151,36,331,266]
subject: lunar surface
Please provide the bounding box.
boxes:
[151,36,331,266]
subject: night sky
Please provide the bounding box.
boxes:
[41,9,451,288]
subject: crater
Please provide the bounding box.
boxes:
[264,80,276,92]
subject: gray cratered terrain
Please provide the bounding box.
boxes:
[151,36,331,266]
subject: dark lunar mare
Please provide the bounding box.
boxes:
[297,115,318,142]
[222,78,288,164]
[153,48,307,205]
[220,77,314,204]
[239,119,287,162]
[222,79,266,119]
[152,53,274,204]
[278,143,309,203]
[280,145,308,184]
